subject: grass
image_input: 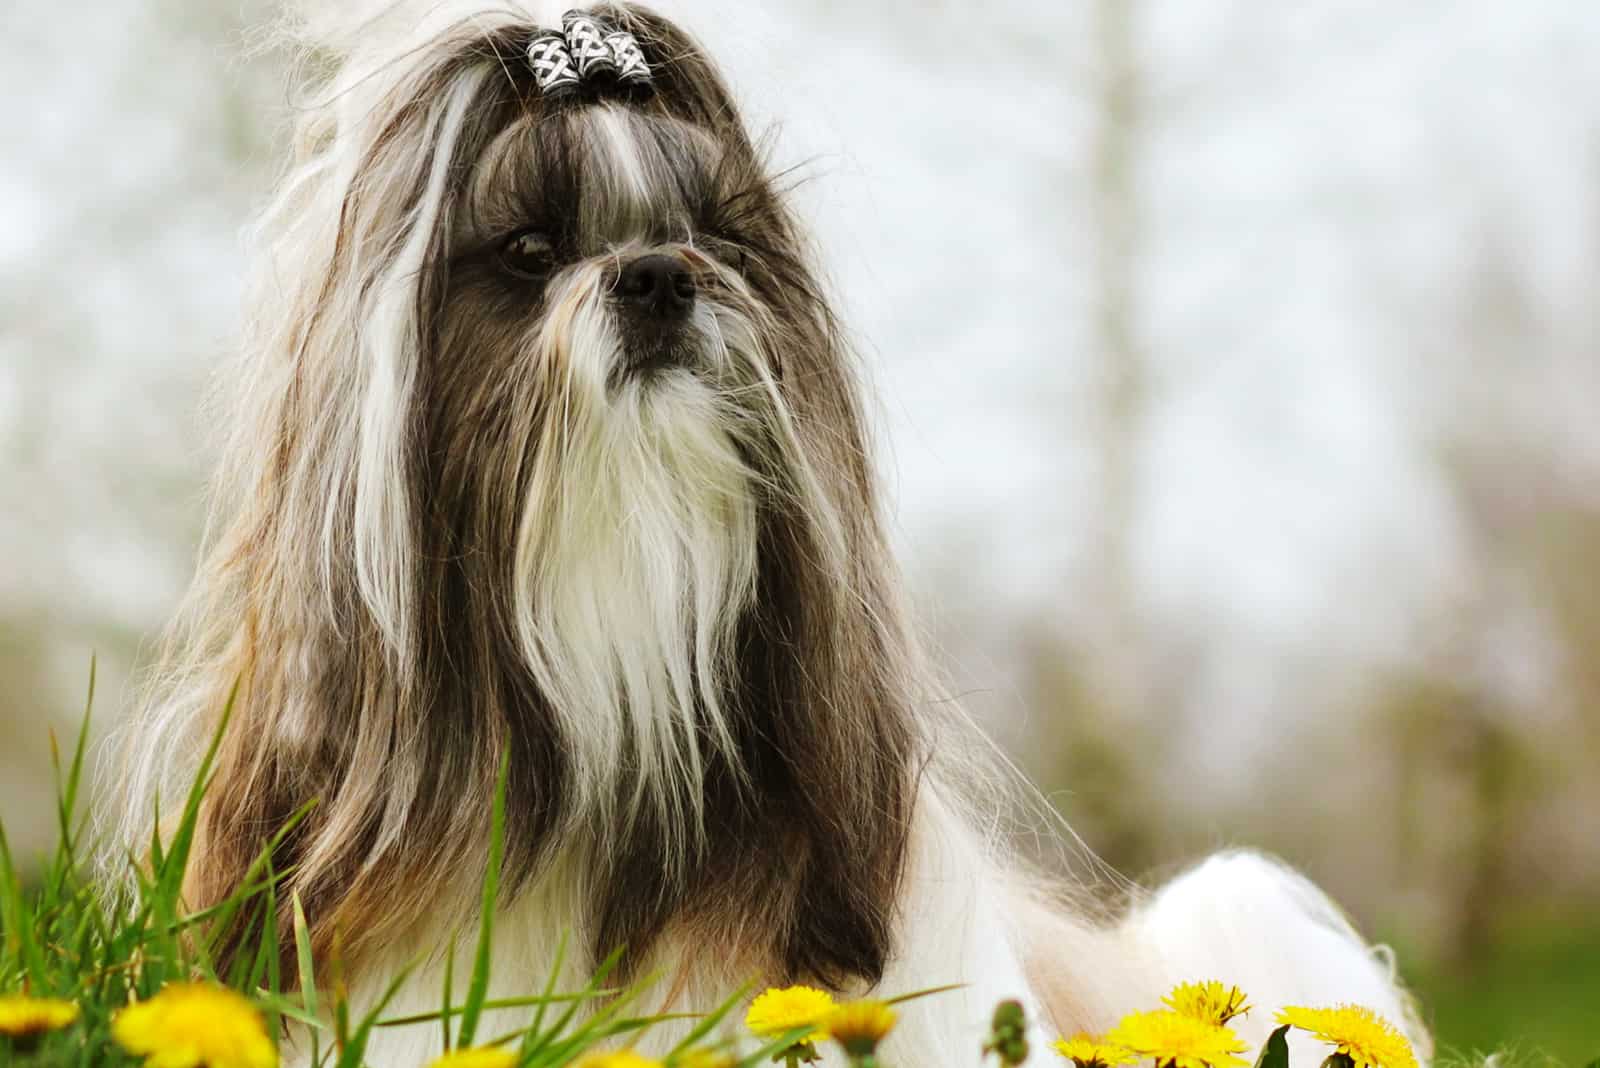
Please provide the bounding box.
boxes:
[1405,911,1600,1068]
[0,674,782,1067]
[1,668,1592,1067]
[0,672,964,1067]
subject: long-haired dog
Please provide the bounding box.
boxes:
[113,3,1429,1065]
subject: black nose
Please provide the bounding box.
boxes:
[615,254,696,320]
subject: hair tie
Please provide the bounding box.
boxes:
[605,30,652,90]
[527,32,580,98]
[562,11,618,81]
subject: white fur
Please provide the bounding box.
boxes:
[1126,853,1424,1062]
[513,262,764,848]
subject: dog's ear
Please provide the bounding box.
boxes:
[182,30,531,982]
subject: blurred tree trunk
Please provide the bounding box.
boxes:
[1085,0,1148,716]
[1020,0,1164,882]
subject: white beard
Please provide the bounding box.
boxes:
[512,268,765,854]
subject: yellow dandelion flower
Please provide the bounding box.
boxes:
[1162,982,1252,1027]
[1276,1005,1417,1068]
[428,1046,519,1068]
[112,982,277,1068]
[1105,1010,1249,1068]
[673,1047,738,1068]
[0,994,80,1040]
[1053,1033,1137,1068]
[574,1050,667,1068]
[745,986,837,1045]
[826,1000,898,1056]
[0,995,80,1039]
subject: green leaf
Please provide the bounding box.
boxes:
[458,748,512,1049]
[1255,1025,1291,1068]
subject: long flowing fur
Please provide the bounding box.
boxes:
[107,4,1431,1065]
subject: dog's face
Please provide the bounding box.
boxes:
[431,99,792,623]
[440,106,774,401]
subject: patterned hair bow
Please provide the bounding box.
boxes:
[526,9,653,99]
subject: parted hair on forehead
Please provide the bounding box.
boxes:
[108,0,980,995]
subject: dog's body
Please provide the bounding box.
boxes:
[340,808,1420,1068]
[113,4,1428,1066]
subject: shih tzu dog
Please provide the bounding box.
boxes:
[114,3,1429,1066]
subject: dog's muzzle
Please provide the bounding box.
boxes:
[611,252,698,379]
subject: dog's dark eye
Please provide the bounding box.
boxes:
[704,235,749,273]
[498,229,555,279]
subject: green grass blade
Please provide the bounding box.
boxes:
[0,820,49,981]
[526,968,666,1067]
[156,679,240,903]
[737,1028,818,1068]
[526,929,570,1046]
[53,655,96,864]
[293,891,319,1014]
[148,792,165,873]
[254,990,332,1031]
[263,858,282,999]
[457,749,511,1049]
[333,963,415,1068]
[293,891,321,1066]
[380,990,619,1029]
[204,802,313,968]
[667,981,753,1057]
[522,944,628,1062]
[442,930,457,1052]
[884,983,966,1006]
[0,817,21,965]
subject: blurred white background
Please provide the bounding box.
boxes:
[4,1,1600,1058]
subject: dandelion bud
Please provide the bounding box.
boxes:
[0,995,80,1054]
[984,999,1031,1067]
[827,1000,899,1065]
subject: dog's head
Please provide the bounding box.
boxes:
[422,9,860,842]
[127,3,924,988]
